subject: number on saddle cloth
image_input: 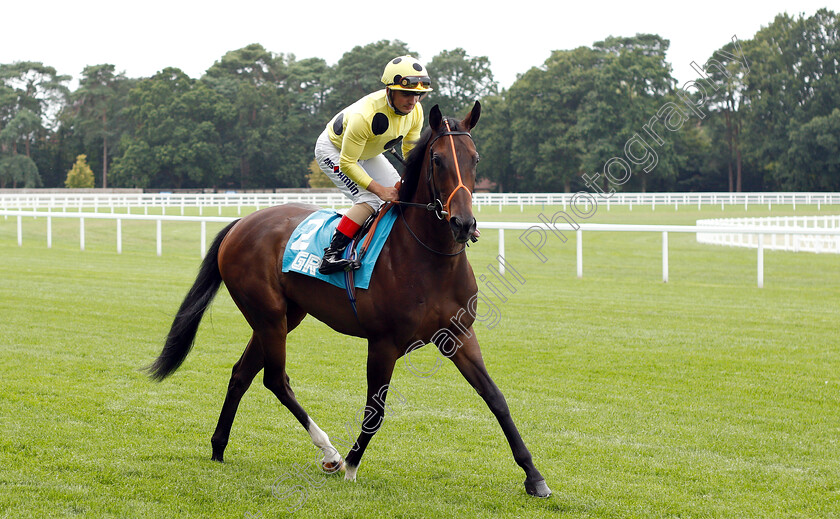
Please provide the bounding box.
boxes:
[281,207,398,290]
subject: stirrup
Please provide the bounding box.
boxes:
[318,254,354,275]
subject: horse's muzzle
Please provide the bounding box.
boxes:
[450,216,477,243]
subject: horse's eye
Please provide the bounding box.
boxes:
[432,155,442,167]
[474,154,480,164]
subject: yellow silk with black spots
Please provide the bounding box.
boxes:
[326,89,424,189]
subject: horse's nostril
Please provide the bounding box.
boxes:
[449,215,476,243]
[450,216,467,231]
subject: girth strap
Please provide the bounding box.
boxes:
[344,202,395,320]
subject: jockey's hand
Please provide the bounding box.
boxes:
[370,180,399,202]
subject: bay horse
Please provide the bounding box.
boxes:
[147,101,551,498]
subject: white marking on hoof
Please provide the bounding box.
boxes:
[344,464,358,481]
[307,419,341,466]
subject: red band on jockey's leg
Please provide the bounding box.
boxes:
[336,216,361,238]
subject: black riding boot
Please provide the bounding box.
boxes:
[318,230,354,274]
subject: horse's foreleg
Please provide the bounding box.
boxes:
[444,329,551,498]
[342,342,400,481]
[211,336,264,462]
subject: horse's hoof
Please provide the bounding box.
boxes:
[344,464,358,481]
[211,442,226,462]
[322,458,344,474]
[525,478,552,498]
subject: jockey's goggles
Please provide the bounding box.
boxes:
[399,76,431,88]
[391,76,432,92]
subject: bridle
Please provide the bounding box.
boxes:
[397,118,475,221]
[426,119,474,220]
[393,118,476,256]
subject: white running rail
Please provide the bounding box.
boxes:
[697,215,840,254]
[2,191,840,212]
[5,210,840,288]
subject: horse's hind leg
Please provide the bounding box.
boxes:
[211,335,264,462]
[210,303,312,463]
[259,308,343,472]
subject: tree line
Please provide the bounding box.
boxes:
[1,9,838,193]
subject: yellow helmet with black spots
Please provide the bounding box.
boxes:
[381,56,433,93]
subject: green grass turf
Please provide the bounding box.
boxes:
[1,203,839,518]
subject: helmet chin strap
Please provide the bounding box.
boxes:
[386,87,410,116]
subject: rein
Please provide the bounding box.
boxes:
[397,203,466,257]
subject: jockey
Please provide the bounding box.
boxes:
[314,55,431,274]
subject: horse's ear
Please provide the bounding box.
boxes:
[462,100,481,131]
[429,104,443,132]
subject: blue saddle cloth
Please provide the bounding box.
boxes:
[281,209,398,289]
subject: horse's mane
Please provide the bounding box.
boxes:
[399,117,462,202]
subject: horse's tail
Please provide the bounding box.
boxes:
[146,219,239,381]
